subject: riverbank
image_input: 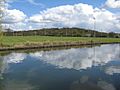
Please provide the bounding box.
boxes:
[0,36,120,51]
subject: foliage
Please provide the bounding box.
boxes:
[4,28,120,38]
[0,0,6,43]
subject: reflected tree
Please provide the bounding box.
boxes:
[116,43,120,59]
[0,59,3,79]
[0,58,4,90]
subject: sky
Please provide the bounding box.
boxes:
[1,0,120,32]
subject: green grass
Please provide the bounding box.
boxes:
[0,36,120,47]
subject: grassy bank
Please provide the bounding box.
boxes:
[0,36,120,48]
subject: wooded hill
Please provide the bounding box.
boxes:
[3,28,120,38]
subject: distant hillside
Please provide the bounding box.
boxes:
[3,28,120,38]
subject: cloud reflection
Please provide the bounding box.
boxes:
[0,53,27,75]
[97,81,116,90]
[30,44,120,70]
[71,76,116,90]
[105,66,120,75]
[3,53,27,64]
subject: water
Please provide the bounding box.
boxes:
[0,44,120,90]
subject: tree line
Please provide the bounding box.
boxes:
[3,28,120,38]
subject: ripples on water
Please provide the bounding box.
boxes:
[0,44,120,90]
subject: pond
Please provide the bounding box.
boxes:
[0,44,120,90]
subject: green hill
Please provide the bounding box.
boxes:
[3,28,120,38]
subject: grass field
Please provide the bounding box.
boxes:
[0,36,120,47]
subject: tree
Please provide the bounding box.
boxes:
[109,32,115,38]
[0,0,6,44]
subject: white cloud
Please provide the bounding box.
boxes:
[29,3,120,32]
[1,5,27,30]
[2,0,45,30]
[105,0,120,8]
[3,22,28,31]
[29,4,94,23]
[2,9,26,24]
[2,2,120,32]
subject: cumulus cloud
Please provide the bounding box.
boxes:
[1,3,27,30]
[2,0,45,30]
[29,3,120,32]
[2,9,26,24]
[104,0,120,8]
[29,4,94,23]
[2,2,120,32]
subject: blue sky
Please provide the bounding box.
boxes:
[2,0,120,32]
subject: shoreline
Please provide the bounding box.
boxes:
[0,41,120,51]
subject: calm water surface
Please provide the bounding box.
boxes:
[0,44,120,90]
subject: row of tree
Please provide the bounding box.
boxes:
[3,28,120,38]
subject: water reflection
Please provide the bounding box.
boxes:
[3,53,27,64]
[2,80,34,90]
[71,77,116,90]
[105,66,120,75]
[0,44,120,90]
[0,53,27,75]
[30,44,120,70]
